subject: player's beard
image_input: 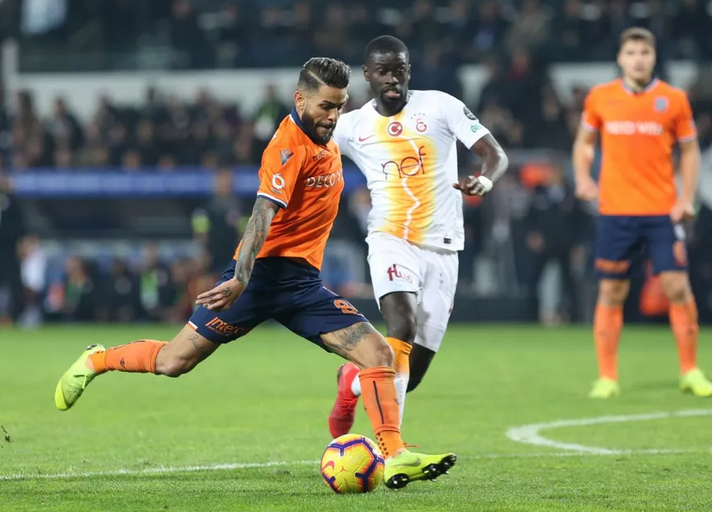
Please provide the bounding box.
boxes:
[301,111,334,145]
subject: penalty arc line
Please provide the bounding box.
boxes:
[506,408,712,454]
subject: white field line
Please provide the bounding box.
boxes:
[0,460,318,482]
[2,448,710,482]
[4,408,710,482]
[506,408,712,454]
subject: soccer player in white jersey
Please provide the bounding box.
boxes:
[328,36,509,438]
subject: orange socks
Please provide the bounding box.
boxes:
[359,366,405,459]
[386,337,411,426]
[89,340,167,375]
[593,303,623,380]
[669,300,699,374]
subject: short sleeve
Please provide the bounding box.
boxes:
[257,143,305,209]
[581,91,601,132]
[333,112,353,160]
[674,93,697,143]
[440,93,490,148]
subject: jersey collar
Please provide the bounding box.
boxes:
[620,77,659,95]
[290,107,307,134]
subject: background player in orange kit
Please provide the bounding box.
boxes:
[54,57,456,489]
[573,27,712,398]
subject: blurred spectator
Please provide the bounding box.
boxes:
[136,119,160,166]
[168,0,209,69]
[216,2,252,68]
[411,43,462,98]
[17,234,47,328]
[138,242,175,322]
[62,256,98,322]
[0,175,24,324]
[192,169,243,273]
[47,98,83,151]
[464,1,509,61]
[524,165,590,323]
[167,257,194,322]
[0,85,11,167]
[506,0,552,52]
[551,0,585,61]
[252,85,289,154]
[671,0,712,59]
[101,258,140,323]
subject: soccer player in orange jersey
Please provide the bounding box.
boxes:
[54,58,456,488]
[573,28,712,398]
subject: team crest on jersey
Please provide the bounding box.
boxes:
[410,113,427,132]
[463,106,478,120]
[387,121,403,137]
[654,96,669,113]
[280,149,294,165]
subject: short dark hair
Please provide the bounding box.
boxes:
[364,35,409,64]
[619,27,656,50]
[297,57,351,92]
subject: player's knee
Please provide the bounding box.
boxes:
[360,336,394,369]
[661,273,692,303]
[598,280,629,307]
[385,310,417,343]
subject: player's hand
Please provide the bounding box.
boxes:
[670,201,696,224]
[574,178,598,202]
[195,278,245,312]
[453,175,492,196]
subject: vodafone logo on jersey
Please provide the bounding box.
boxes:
[604,121,663,136]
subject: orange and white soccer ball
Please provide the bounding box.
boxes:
[320,434,385,493]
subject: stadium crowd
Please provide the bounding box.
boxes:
[2,63,712,171]
[3,0,712,71]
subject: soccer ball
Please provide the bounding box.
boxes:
[320,434,385,493]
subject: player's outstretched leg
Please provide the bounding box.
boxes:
[661,272,712,397]
[54,325,218,410]
[322,322,456,490]
[329,292,416,437]
[589,279,627,399]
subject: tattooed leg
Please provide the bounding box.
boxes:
[321,322,394,369]
[154,325,220,377]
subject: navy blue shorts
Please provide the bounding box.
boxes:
[188,257,368,349]
[594,215,688,279]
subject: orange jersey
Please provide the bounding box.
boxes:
[234,109,344,270]
[581,78,697,215]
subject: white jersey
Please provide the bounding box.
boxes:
[334,90,490,252]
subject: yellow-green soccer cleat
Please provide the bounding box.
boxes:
[384,451,457,489]
[54,344,105,411]
[588,378,620,399]
[680,368,712,397]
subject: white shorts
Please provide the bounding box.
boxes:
[367,232,458,353]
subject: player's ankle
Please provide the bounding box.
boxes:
[393,447,408,458]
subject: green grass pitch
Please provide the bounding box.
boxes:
[1,324,711,511]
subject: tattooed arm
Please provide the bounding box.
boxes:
[195,197,280,311]
[235,197,280,285]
